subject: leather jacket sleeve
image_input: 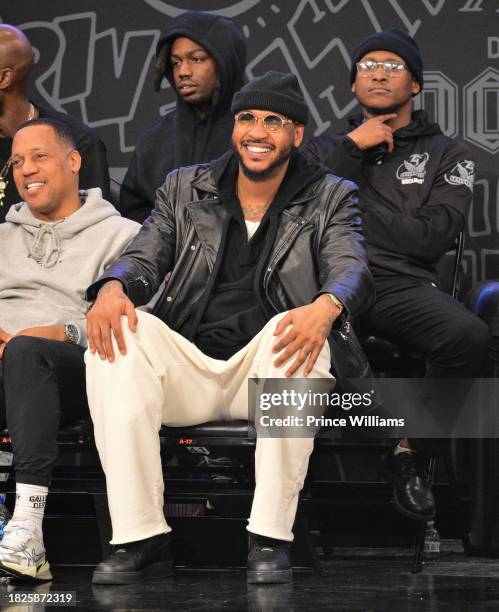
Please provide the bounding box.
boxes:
[86,170,179,304]
[315,178,374,318]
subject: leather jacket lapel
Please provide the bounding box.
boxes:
[187,198,228,271]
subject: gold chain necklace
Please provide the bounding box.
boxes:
[0,103,36,207]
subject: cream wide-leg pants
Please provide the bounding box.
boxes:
[85,310,334,544]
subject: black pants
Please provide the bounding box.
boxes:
[0,336,88,486]
[362,277,491,454]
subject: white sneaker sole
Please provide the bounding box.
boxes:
[0,560,52,582]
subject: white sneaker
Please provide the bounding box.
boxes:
[0,520,52,581]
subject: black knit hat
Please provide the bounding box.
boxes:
[231,71,308,124]
[350,29,424,90]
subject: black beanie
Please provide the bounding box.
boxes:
[350,29,424,90]
[231,71,308,124]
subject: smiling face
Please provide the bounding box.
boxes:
[231,109,304,182]
[170,36,218,106]
[12,124,81,220]
[352,50,420,116]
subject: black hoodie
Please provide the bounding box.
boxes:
[303,110,475,284]
[119,12,246,223]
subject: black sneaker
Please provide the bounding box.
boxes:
[92,533,173,584]
[247,533,292,584]
[384,446,435,521]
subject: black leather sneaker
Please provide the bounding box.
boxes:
[92,533,173,584]
[247,533,292,584]
[384,446,435,521]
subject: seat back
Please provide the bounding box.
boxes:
[435,231,465,299]
[109,176,122,209]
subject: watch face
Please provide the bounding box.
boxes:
[65,324,79,344]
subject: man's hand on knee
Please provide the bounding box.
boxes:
[87,280,137,362]
[272,296,339,377]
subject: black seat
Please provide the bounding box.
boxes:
[465,279,499,367]
[159,420,255,450]
[108,176,122,209]
[463,280,499,554]
[161,421,253,439]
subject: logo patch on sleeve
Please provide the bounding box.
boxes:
[444,160,475,191]
[396,153,429,185]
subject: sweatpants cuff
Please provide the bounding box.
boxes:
[246,523,294,543]
[111,522,172,545]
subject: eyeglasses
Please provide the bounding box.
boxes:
[356,60,407,76]
[235,112,296,132]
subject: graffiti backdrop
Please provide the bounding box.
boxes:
[2,0,498,288]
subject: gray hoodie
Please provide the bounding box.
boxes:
[0,188,140,347]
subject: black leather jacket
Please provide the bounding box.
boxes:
[88,155,374,336]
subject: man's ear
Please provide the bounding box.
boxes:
[411,78,421,97]
[69,149,82,173]
[293,124,305,148]
[0,67,14,90]
[351,81,356,95]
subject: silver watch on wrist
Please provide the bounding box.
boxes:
[64,323,80,345]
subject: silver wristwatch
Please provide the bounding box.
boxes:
[64,323,80,345]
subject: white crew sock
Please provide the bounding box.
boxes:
[393,442,415,455]
[11,483,48,530]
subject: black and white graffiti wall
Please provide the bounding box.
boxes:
[2,1,498,286]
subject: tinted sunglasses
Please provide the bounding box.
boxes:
[235,111,296,132]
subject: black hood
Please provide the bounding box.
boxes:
[394,110,442,141]
[155,11,246,113]
[348,110,442,141]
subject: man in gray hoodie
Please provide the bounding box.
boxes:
[0,117,139,582]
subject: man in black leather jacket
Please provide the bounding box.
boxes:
[303,30,490,522]
[85,72,373,585]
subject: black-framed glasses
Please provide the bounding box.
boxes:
[235,111,295,132]
[356,60,407,76]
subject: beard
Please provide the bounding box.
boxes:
[233,141,293,182]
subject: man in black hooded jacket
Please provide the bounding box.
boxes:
[119,11,246,223]
[303,29,490,522]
